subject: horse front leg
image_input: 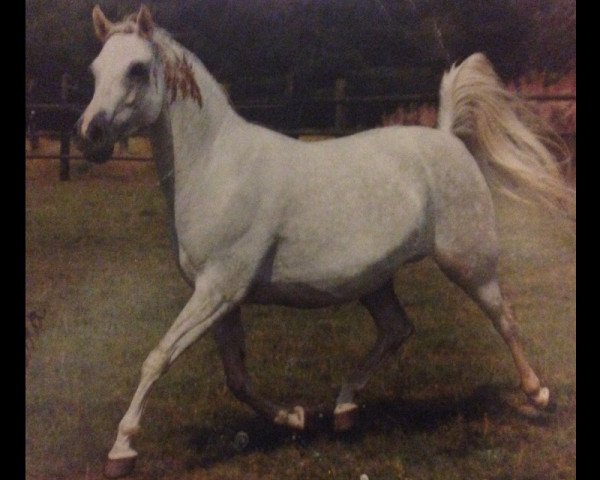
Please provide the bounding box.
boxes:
[103,270,241,479]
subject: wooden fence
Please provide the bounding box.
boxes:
[26,78,575,181]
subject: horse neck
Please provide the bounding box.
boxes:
[153,31,236,173]
[148,32,238,246]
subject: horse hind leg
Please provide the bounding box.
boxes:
[434,248,551,412]
[212,308,306,430]
[334,281,414,432]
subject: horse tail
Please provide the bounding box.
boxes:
[437,53,575,218]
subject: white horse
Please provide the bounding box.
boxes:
[74,6,574,478]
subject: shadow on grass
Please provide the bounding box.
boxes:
[183,383,552,469]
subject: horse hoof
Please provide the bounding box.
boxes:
[333,403,359,432]
[274,405,306,430]
[104,456,136,478]
[518,388,556,419]
[543,397,558,413]
[517,403,544,419]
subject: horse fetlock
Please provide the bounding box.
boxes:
[528,386,550,409]
[334,402,359,432]
[108,446,138,461]
[334,402,358,416]
[118,421,141,438]
[274,405,305,430]
[518,387,554,418]
[108,435,138,461]
[520,372,542,398]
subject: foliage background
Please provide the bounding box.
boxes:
[26,0,576,102]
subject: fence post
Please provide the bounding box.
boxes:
[27,109,40,151]
[26,78,40,150]
[285,73,295,97]
[59,73,71,181]
[334,78,348,132]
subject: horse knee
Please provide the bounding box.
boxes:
[141,348,169,380]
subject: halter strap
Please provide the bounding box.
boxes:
[157,168,174,186]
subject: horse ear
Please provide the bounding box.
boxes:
[136,5,154,40]
[92,5,113,43]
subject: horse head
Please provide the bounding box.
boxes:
[74,5,165,163]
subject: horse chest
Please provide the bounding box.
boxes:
[174,174,258,245]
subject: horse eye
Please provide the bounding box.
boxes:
[128,62,149,81]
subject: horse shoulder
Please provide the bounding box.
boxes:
[174,131,288,287]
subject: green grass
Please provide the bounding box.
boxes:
[26,159,575,480]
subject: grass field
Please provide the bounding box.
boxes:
[25,151,575,480]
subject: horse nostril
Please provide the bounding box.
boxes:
[88,122,105,143]
[85,112,110,144]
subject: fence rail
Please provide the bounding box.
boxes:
[26,90,576,179]
[25,153,153,162]
[25,94,576,115]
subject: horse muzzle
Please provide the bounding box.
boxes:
[73,112,115,164]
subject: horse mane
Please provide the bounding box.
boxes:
[160,48,203,106]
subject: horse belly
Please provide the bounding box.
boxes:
[247,221,431,308]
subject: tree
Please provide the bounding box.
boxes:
[25,0,575,103]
